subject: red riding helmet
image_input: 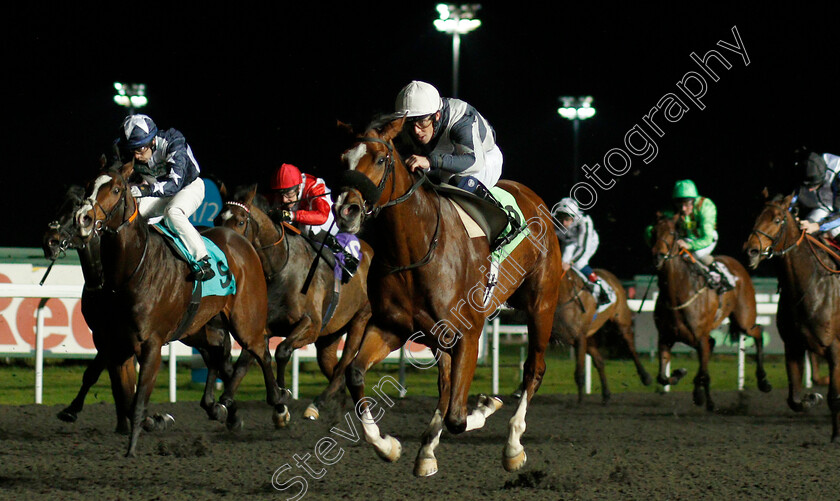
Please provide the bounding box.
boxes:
[272,163,303,192]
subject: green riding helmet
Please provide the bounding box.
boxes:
[672,179,699,200]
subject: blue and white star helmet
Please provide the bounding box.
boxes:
[121,114,158,149]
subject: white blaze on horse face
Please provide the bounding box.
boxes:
[76,174,112,237]
[218,209,233,222]
[342,144,368,171]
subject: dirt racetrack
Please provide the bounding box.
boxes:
[1,388,839,500]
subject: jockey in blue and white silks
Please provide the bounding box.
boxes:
[794,150,840,239]
[117,114,214,281]
[394,80,502,189]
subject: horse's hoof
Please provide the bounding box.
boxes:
[213,403,229,423]
[226,415,244,432]
[376,435,402,462]
[672,368,688,381]
[803,393,825,409]
[57,410,78,423]
[758,380,773,393]
[160,413,175,430]
[273,406,291,429]
[303,404,320,421]
[413,457,438,477]
[503,449,527,472]
[641,373,654,386]
[478,394,504,413]
[279,388,293,404]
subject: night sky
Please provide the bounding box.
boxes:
[6,3,838,279]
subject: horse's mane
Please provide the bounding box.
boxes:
[365,112,405,132]
[231,185,271,214]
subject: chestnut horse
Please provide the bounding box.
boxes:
[43,184,242,433]
[649,213,771,410]
[331,116,563,475]
[744,193,840,440]
[73,159,285,457]
[551,268,653,403]
[218,184,372,423]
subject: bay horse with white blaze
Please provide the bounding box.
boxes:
[332,116,563,476]
[744,192,840,440]
[73,159,284,456]
[219,184,372,423]
[649,213,771,411]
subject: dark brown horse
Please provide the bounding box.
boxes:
[744,193,840,440]
[331,116,563,475]
[218,184,372,423]
[43,184,240,432]
[650,213,771,411]
[551,268,653,403]
[73,159,285,456]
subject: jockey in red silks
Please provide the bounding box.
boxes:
[269,163,360,281]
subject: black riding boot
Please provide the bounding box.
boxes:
[192,256,216,282]
[324,233,359,282]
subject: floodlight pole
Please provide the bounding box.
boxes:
[558,96,596,185]
[435,4,482,98]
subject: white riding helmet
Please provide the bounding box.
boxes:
[395,80,442,117]
[552,197,580,219]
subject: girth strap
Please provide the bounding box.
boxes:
[168,280,202,343]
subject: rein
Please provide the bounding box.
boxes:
[750,201,840,273]
[354,136,441,275]
[224,201,290,281]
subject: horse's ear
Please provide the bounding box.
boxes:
[120,159,134,179]
[244,183,258,206]
[217,181,228,200]
[337,120,354,136]
[99,154,107,170]
[782,193,795,208]
[761,186,769,200]
[381,115,407,143]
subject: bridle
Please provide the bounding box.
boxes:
[749,201,805,259]
[224,200,290,281]
[346,136,441,274]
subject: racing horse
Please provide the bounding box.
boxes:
[550,267,653,403]
[73,159,284,457]
[331,116,563,475]
[43,184,242,433]
[219,184,373,423]
[649,213,771,411]
[744,192,840,441]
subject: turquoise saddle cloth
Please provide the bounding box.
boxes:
[153,223,237,297]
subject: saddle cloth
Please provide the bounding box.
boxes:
[442,185,531,263]
[152,223,237,297]
[306,232,362,282]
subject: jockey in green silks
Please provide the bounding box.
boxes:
[645,179,733,292]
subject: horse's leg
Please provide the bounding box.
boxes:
[827,342,840,442]
[305,333,343,420]
[126,341,164,458]
[415,349,451,477]
[274,318,316,392]
[613,313,653,386]
[345,324,404,462]
[573,334,588,404]
[586,341,611,404]
[785,343,811,412]
[444,328,481,435]
[656,339,687,386]
[108,357,136,435]
[693,336,714,411]
[810,351,830,386]
[504,306,553,473]
[748,325,773,392]
[58,352,106,423]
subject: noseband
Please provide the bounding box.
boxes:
[749,202,804,259]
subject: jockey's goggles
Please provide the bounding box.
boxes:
[407,114,435,129]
